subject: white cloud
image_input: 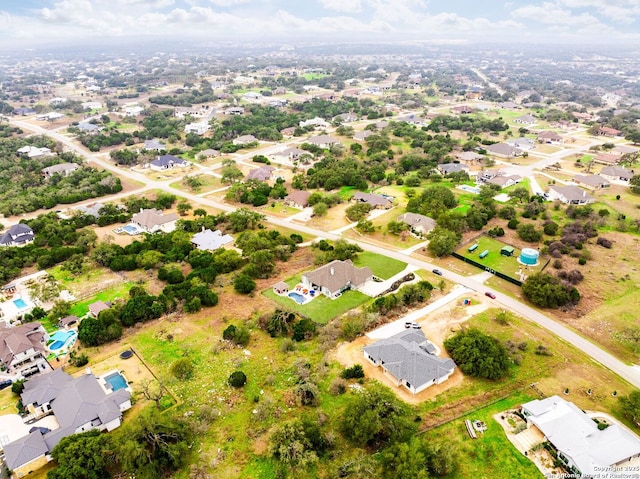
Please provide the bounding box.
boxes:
[207,0,251,6]
[555,0,640,24]
[319,0,363,14]
[512,2,609,31]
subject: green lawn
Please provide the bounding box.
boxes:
[457,236,544,278]
[353,251,407,280]
[68,283,134,317]
[338,186,356,200]
[263,282,370,324]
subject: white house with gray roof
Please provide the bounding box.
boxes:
[363,329,456,394]
[191,229,233,251]
[2,369,131,478]
[548,185,594,205]
[521,396,640,477]
[131,208,179,233]
[302,259,373,298]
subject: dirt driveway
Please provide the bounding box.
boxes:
[333,294,491,404]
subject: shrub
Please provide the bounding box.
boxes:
[228,371,247,388]
[444,328,510,380]
[507,219,519,229]
[329,378,347,395]
[578,257,587,265]
[170,357,194,380]
[223,324,251,346]
[234,274,256,294]
[11,380,25,395]
[596,237,613,248]
[71,353,89,367]
[341,364,365,380]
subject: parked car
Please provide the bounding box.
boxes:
[0,379,12,390]
[432,269,443,276]
[405,321,421,329]
[485,292,497,299]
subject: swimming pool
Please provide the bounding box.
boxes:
[122,224,140,235]
[104,372,128,391]
[288,292,306,304]
[458,185,481,194]
[49,330,76,351]
[13,298,28,310]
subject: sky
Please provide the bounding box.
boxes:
[1,0,640,49]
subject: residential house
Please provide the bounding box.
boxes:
[223,107,245,115]
[497,101,520,110]
[333,112,358,123]
[143,139,166,151]
[174,106,214,119]
[123,105,144,117]
[450,105,474,114]
[191,229,233,251]
[486,174,523,188]
[301,259,373,298]
[352,192,393,209]
[455,151,484,165]
[514,114,537,126]
[548,185,594,205]
[245,165,275,182]
[280,127,296,138]
[76,122,102,134]
[396,113,424,126]
[300,117,330,129]
[88,301,111,318]
[284,190,311,209]
[272,282,289,295]
[232,134,258,146]
[196,149,220,160]
[572,112,593,122]
[0,224,35,247]
[74,202,106,218]
[17,146,53,159]
[35,112,64,122]
[596,126,623,137]
[485,143,522,159]
[506,137,536,151]
[353,130,373,141]
[477,169,504,183]
[0,322,49,377]
[397,212,435,236]
[3,369,132,478]
[273,147,306,162]
[41,163,79,178]
[57,315,79,329]
[437,163,470,176]
[184,122,210,135]
[600,166,634,182]
[150,154,188,171]
[374,120,389,130]
[13,107,37,116]
[573,174,610,190]
[521,396,640,477]
[131,208,179,233]
[243,91,262,102]
[363,329,456,395]
[307,135,341,149]
[80,101,102,111]
[611,144,639,157]
[593,152,621,165]
[273,87,287,95]
[537,131,564,144]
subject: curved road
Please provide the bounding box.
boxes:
[11,118,640,389]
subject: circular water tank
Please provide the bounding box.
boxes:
[520,248,539,265]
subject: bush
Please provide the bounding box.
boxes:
[522,273,580,308]
[329,378,347,395]
[578,257,587,265]
[228,371,247,388]
[234,274,256,294]
[596,237,613,248]
[341,364,365,379]
[11,380,25,395]
[507,219,519,229]
[444,328,510,380]
[170,357,195,380]
[70,353,89,367]
[223,323,251,346]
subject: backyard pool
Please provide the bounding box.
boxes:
[48,330,77,351]
[288,292,306,304]
[13,298,28,310]
[457,184,481,194]
[122,224,140,235]
[103,372,128,392]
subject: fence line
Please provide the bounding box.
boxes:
[451,252,523,286]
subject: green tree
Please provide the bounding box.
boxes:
[340,383,413,448]
[509,186,530,203]
[312,202,328,217]
[234,274,256,294]
[381,441,429,479]
[620,391,640,426]
[48,430,113,479]
[176,200,192,216]
[522,273,581,308]
[346,202,373,222]
[229,370,247,387]
[269,420,319,467]
[444,328,510,380]
[517,223,543,242]
[426,227,459,257]
[630,174,640,195]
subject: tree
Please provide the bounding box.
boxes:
[508,186,530,203]
[517,223,543,242]
[630,174,640,195]
[48,430,113,479]
[223,323,251,346]
[444,328,510,380]
[312,202,328,217]
[234,274,256,294]
[341,364,365,379]
[340,384,413,448]
[381,441,430,479]
[426,227,459,257]
[620,391,640,425]
[269,420,319,468]
[229,370,247,387]
[522,273,581,308]
[346,202,373,222]
[176,200,192,216]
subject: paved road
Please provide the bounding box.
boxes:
[10,118,640,389]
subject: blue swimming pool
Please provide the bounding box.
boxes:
[13,298,28,310]
[288,292,305,304]
[122,224,139,235]
[104,372,128,391]
[49,330,76,351]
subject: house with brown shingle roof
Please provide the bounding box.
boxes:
[600,166,634,182]
[573,175,610,190]
[302,260,373,298]
[537,131,564,144]
[284,190,311,209]
[352,192,393,209]
[0,322,49,377]
[131,208,179,233]
[396,212,435,236]
[596,126,623,137]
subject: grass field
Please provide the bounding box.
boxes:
[353,251,407,279]
[67,283,134,317]
[456,236,544,278]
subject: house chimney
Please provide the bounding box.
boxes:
[330,267,334,276]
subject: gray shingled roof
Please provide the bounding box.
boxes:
[303,259,372,295]
[364,329,455,391]
[3,430,48,470]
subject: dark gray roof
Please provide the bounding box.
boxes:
[151,154,187,168]
[3,430,48,470]
[438,163,469,175]
[397,212,436,232]
[303,259,372,295]
[364,329,455,391]
[352,192,392,208]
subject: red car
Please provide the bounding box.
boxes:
[485,292,496,299]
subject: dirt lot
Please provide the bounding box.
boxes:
[333,296,490,404]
